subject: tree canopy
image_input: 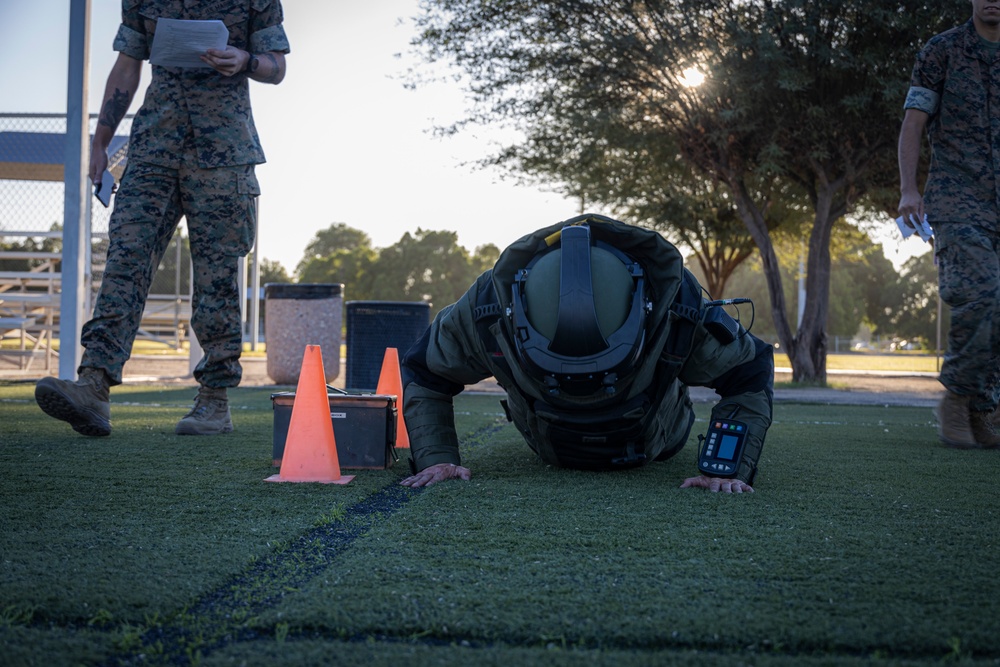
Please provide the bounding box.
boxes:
[295,223,373,278]
[710,221,934,348]
[410,0,968,382]
[295,223,499,316]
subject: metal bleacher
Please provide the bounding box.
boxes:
[0,114,138,374]
[0,232,65,372]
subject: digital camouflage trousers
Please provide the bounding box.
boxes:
[80,158,259,387]
[935,222,1000,411]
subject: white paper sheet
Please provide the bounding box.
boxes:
[149,18,229,68]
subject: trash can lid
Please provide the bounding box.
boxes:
[264,283,344,299]
[345,300,430,309]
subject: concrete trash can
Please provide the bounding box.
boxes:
[264,283,343,385]
[345,300,431,391]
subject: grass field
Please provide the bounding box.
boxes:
[2,336,940,373]
[2,382,998,666]
[782,354,941,374]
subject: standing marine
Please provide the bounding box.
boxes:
[35,0,290,436]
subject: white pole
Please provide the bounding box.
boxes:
[249,199,261,350]
[59,0,92,379]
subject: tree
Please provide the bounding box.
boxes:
[410,0,967,383]
[886,252,944,348]
[825,224,899,339]
[294,226,498,309]
[297,246,378,301]
[471,243,501,276]
[295,223,373,278]
[259,258,291,286]
[369,228,481,315]
[1,233,61,273]
[715,223,900,346]
[497,89,803,298]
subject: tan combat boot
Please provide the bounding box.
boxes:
[935,390,977,449]
[969,409,1000,449]
[34,368,112,436]
[175,386,233,435]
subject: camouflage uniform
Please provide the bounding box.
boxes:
[905,20,1000,411]
[80,0,290,387]
[401,217,774,485]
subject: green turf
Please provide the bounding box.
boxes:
[1,382,998,666]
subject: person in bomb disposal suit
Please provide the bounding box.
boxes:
[898,0,1000,449]
[399,215,774,493]
[35,1,290,437]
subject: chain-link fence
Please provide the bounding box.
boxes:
[0,113,131,238]
[0,113,174,370]
[0,114,256,365]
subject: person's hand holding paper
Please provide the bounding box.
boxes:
[895,213,933,243]
[150,19,229,68]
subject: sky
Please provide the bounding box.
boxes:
[1,0,582,275]
[1,1,928,274]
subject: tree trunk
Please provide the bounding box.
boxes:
[725,176,842,385]
[727,179,795,355]
[790,182,843,384]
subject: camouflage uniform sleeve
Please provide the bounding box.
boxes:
[113,0,148,60]
[401,273,495,472]
[250,0,291,54]
[680,326,774,485]
[904,36,946,115]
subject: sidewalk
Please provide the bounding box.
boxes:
[105,354,942,408]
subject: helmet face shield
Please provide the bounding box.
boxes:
[509,224,649,396]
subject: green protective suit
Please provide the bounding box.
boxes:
[402,215,773,484]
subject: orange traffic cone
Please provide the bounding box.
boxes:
[266,345,354,484]
[376,347,409,449]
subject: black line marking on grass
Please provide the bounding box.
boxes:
[461,420,509,445]
[97,481,416,666]
[99,422,509,666]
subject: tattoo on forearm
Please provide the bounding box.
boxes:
[98,88,131,130]
[260,52,283,83]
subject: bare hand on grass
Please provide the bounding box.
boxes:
[400,463,472,488]
[680,475,754,494]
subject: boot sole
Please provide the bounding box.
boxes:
[942,436,1000,450]
[35,384,111,437]
[175,422,234,436]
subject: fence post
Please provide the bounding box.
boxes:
[58,0,92,379]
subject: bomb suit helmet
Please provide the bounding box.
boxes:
[508,223,650,396]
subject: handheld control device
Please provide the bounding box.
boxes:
[697,417,749,477]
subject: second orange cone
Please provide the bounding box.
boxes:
[265,345,354,484]
[376,347,409,449]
